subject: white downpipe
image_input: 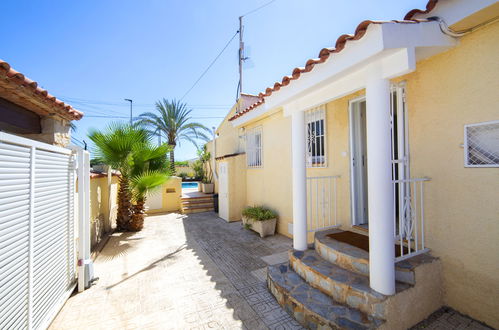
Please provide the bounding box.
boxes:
[76,148,91,292]
[291,111,308,251]
[212,127,218,180]
[366,73,396,295]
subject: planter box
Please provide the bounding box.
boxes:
[201,183,214,194]
[242,216,277,238]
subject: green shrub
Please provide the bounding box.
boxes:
[242,206,277,221]
[178,172,188,180]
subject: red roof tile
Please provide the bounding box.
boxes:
[228,0,439,122]
[0,59,83,120]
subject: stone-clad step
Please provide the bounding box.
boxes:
[289,249,411,319]
[315,230,417,285]
[181,196,214,214]
[268,263,384,330]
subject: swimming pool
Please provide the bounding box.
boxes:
[182,182,199,189]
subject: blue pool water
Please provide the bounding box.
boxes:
[182,182,199,189]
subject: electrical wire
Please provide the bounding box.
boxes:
[241,0,277,17]
[179,30,240,101]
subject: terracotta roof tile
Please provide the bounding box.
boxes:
[228,0,439,122]
[0,59,83,120]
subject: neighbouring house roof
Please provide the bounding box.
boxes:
[0,59,83,121]
[228,0,438,121]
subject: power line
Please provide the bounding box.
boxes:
[83,115,224,119]
[179,30,239,101]
[241,0,278,17]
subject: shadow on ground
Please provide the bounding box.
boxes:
[180,212,303,330]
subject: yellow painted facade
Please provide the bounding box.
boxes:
[212,19,499,327]
[146,176,182,214]
[89,175,119,249]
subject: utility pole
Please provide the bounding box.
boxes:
[125,99,133,125]
[238,16,244,99]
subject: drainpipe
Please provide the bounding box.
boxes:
[212,127,218,181]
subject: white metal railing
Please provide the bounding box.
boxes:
[393,177,431,262]
[306,175,340,232]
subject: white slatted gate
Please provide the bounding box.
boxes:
[0,132,77,330]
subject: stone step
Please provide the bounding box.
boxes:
[181,201,214,208]
[181,205,214,214]
[315,230,417,285]
[289,249,411,319]
[268,263,384,330]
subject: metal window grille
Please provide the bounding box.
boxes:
[306,106,327,168]
[246,126,263,168]
[464,120,499,167]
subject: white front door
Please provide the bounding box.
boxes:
[349,98,369,225]
[218,162,229,220]
[146,189,163,210]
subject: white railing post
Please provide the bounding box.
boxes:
[366,72,395,296]
[292,110,308,251]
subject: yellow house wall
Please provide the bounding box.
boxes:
[147,176,182,214]
[89,175,119,250]
[245,112,293,236]
[215,106,243,158]
[396,21,499,327]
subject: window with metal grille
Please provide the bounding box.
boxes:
[306,106,327,167]
[464,120,499,167]
[246,126,263,168]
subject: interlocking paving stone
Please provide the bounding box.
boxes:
[50,212,489,329]
[410,307,494,330]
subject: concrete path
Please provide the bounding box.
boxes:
[50,212,302,330]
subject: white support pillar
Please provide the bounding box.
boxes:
[76,147,91,292]
[291,110,308,251]
[366,73,395,295]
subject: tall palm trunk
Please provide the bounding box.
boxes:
[169,147,175,174]
[129,198,146,232]
[117,176,132,231]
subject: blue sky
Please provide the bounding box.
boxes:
[1,0,427,160]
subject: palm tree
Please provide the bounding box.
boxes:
[89,123,171,231]
[138,99,211,173]
[128,143,171,231]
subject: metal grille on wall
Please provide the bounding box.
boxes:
[246,126,263,168]
[306,106,327,168]
[0,132,77,330]
[464,120,499,167]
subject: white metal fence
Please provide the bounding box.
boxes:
[306,175,340,232]
[393,177,430,262]
[0,132,89,330]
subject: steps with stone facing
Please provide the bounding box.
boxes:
[268,263,384,330]
[315,230,418,285]
[181,195,214,214]
[289,249,411,319]
[267,229,442,329]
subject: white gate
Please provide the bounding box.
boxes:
[0,132,78,330]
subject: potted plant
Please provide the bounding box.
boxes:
[242,206,278,238]
[198,145,214,194]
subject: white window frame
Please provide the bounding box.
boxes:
[464,120,499,168]
[246,126,263,168]
[306,105,327,168]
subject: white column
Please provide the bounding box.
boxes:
[291,110,308,251]
[366,74,395,295]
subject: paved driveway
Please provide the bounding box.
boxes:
[50,212,302,330]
